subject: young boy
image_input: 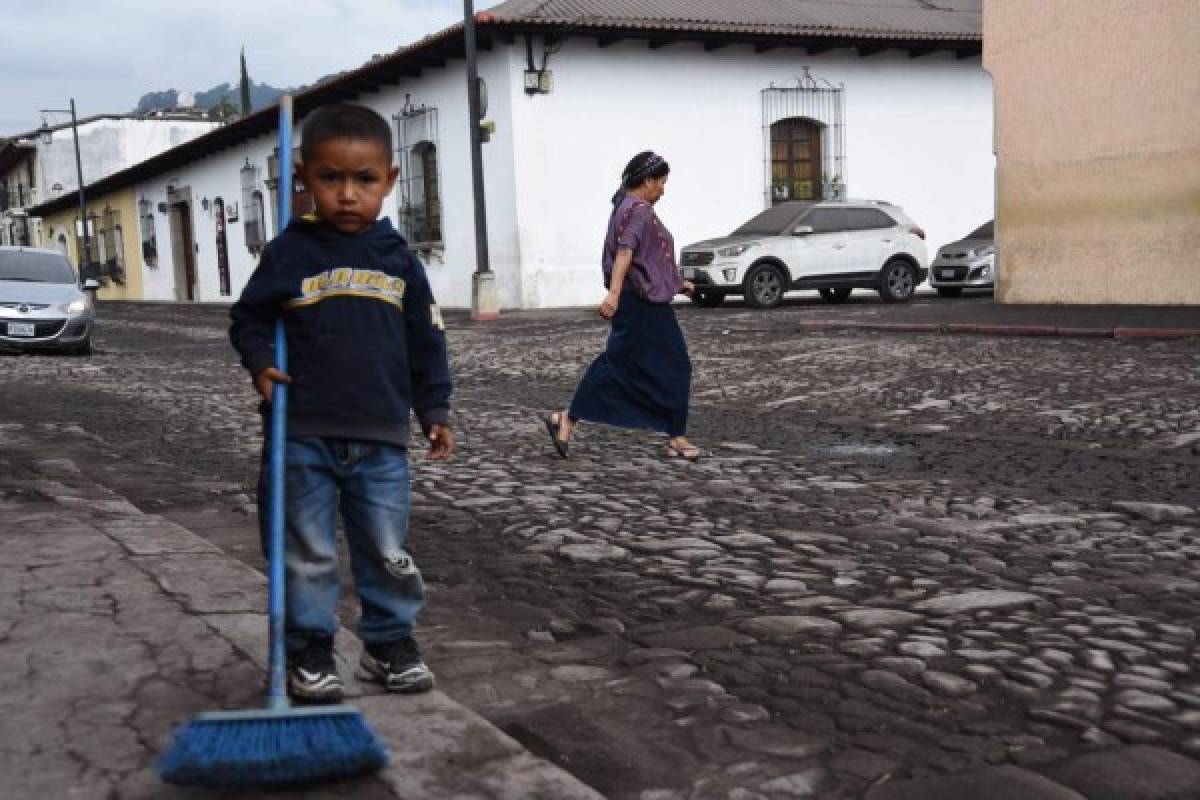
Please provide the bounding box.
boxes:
[229,103,454,702]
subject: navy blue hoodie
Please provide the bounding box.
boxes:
[229,215,451,447]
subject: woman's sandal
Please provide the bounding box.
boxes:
[543,413,570,459]
[662,442,702,462]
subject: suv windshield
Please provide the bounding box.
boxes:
[0,251,77,283]
[733,203,812,236]
[967,220,994,239]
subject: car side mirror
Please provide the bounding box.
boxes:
[792,225,814,236]
[82,279,101,291]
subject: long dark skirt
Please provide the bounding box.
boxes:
[569,288,692,436]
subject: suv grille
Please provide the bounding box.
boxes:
[0,302,50,310]
[681,251,714,267]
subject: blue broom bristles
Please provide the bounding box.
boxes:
[158,709,391,788]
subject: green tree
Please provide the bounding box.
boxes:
[213,95,237,121]
[239,48,253,116]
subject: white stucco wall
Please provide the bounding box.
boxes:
[137,132,279,303]
[114,37,992,311]
[132,53,522,308]
[353,51,524,309]
[36,118,217,202]
[506,38,995,307]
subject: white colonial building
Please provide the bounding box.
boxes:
[1,113,218,249]
[29,0,991,309]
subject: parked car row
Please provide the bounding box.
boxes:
[679,200,993,308]
[0,246,98,355]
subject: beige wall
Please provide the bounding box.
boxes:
[985,0,1200,304]
[40,189,146,301]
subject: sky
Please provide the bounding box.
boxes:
[0,0,464,136]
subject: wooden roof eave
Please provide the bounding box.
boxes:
[490,21,980,59]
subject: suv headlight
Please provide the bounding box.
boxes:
[973,245,995,258]
[717,242,758,258]
[62,298,88,314]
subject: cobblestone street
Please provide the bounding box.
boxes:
[4,297,1200,799]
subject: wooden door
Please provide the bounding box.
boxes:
[770,118,824,204]
[213,198,231,296]
[168,203,197,301]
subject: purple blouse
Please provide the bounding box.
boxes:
[603,194,684,304]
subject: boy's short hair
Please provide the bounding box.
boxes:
[300,104,393,164]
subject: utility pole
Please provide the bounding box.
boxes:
[40,99,89,285]
[465,0,499,320]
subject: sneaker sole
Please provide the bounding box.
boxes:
[359,658,436,694]
[287,676,346,703]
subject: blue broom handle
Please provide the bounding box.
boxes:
[267,95,294,708]
[268,320,288,706]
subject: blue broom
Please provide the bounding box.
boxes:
[158,96,390,787]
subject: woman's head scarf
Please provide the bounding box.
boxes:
[612,151,669,206]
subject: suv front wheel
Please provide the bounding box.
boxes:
[744,262,786,309]
[878,259,917,303]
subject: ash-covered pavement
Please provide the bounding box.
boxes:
[2,295,1199,799]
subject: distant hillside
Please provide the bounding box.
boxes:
[135,82,293,114]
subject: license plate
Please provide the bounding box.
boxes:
[940,270,962,279]
[681,267,695,280]
[6,323,35,337]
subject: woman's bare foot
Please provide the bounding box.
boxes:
[664,436,701,461]
[554,411,574,442]
[544,411,574,459]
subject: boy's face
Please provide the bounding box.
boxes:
[300,137,399,235]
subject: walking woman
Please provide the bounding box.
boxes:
[544,151,701,460]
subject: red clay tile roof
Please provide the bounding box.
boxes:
[485,0,981,41]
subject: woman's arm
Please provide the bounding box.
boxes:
[600,248,633,319]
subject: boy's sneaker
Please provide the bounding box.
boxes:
[287,637,344,703]
[360,636,435,693]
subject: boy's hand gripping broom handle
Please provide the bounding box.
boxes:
[156,95,389,788]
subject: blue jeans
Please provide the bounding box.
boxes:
[257,437,424,651]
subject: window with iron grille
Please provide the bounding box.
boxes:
[99,207,125,284]
[394,106,441,246]
[241,161,268,253]
[140,206,158,266]
[1,217,26,245]
[75,214,100,275]
[762,72,846,206]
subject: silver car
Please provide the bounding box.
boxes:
[0,246,98,355]
[930,220,994,297]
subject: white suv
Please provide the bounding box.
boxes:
[680,200,928,308]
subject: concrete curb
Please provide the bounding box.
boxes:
[19,478,603,799]
[792,321,1200,340]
